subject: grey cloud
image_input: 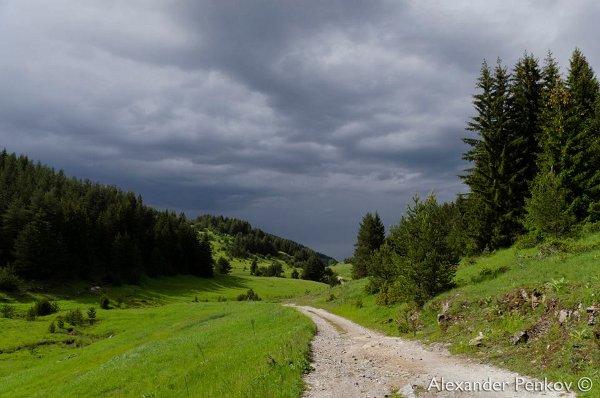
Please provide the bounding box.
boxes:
[1,1,599,259]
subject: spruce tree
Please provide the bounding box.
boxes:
[525,170,576,236]
[510,53,543,189]
[538,78,588,221]
[565,49,600,219]
[462,59,522,249]
[387,194,459,306]
[567,48,599,117]
[351,212,385,279]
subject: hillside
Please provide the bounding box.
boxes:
[0,149,212,284]
[297,232,600,396]
[197,218,340,285]
[0,149,335,396]
[195,214,336,265]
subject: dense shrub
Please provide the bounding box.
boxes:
[99,295,110,310]
[216,257,232,275]
[87,307,96,324]
[65,309,84,326]
[237,288,261,301]
[25,307,36,321]
[0,304,15,318]
[256,263,283,277]
[32,298,59,316]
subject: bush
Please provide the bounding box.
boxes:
[99,295,110,310]
[87,307,96,324]
[216,257,232,275]
[291,269,299,279]
[322,267,340,286]
[48,321,56,333]
[65,309,84,326]
[56,316,64,329]
[25,307,36,321]
[354,298,363,309]
[260,263,283,277]
[33,298,59,316]
[397,302,421,336]
[0,304,15,318]
[250,260,258,276]
[237,288,261,301]
[0,266,22,292]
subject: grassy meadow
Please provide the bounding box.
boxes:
[0,273,328,397]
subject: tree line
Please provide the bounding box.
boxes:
[0,150,213,285]
[196,214,339,284]
[353,49,600,306]
[195,214,335,264]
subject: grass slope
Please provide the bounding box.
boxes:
[297,233,600,396]
[205,229,305,279]
[1,274,327,397]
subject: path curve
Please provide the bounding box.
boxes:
[291,305,575,398]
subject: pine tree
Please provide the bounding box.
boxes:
[525,170,576,236]
[387,194,459,306]
[250,259,258,276]
[216,257,232,275]
[510,52,544,189]
[301,254,325,281]
[565,49,600,219]
[538,79,588,221]
[351,212,385,279]
[567,48,599,117]
[462,59,523,249]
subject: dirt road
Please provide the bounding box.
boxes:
[292,305,575,398]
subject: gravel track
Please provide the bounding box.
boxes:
[291,305,575,398]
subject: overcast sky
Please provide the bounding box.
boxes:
[1,1,599,259]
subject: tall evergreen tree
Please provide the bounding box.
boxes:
[538,50,600,221]
[462,59,524,249]
[567,48,599,117]
[351,212,385,279]
[510,53,544,187]
[565,49,600,219]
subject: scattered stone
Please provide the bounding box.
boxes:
[510,330,528,345]
[399,384,417,398]
[557,306,582,325]
[557,309,571,325]
[90,286,101,293]
[531,290,544,309]
[469,332,486,347]
[587,305,600,325]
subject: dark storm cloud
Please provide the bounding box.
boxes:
[1,1,599,258]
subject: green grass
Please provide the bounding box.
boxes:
[330,262,352,281]
[206,230,303,279]
[298,233,600,396]
[0,272,326,397]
